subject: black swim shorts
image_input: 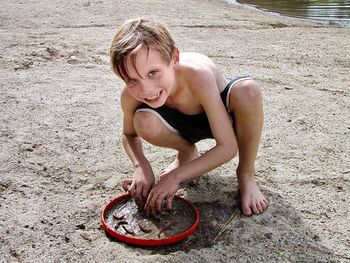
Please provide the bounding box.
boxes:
[136,76,253,144]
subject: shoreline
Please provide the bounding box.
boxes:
[226,0,350,28]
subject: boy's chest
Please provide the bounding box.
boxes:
[165,91,203,115]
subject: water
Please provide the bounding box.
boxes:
[228,0,350,25]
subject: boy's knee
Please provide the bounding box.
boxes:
[232,79,262,106]
[133,111,163,142]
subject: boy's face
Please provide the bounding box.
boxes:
[123,47,179,108]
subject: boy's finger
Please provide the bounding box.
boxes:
[166,194,174,210]
[128,181,136,197]
[150,197,157,216]
[145,192,154,217]
[138,197,146,210]
[134,186,145,208]
[134,184,143,200]
[122,179,132,192]
[135,196,145,209]
[155,194,165,213]
[148,195,161,216]
[142,185,150,200]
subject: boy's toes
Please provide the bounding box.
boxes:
[256,202,263,214]
[260,199,268,211]
[241,201,253,216]
[241,198,267,216]
[243,208,253,216]
[251,205,260,215]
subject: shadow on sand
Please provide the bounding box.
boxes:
[105,175,343,261]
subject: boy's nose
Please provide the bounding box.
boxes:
[139,80,154,95]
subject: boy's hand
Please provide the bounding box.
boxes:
[145,172,180,216]
[122,165,155,209]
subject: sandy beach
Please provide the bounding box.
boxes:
[1,0,349,262]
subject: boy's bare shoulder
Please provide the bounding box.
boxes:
[179,52,226,90]
[180,52,216,70]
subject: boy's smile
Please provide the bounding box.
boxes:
[144,90,161,102]
[124,47,179,108]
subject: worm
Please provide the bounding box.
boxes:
[117,220,128,226]
[122,225,135,235]
[113,212,125,220]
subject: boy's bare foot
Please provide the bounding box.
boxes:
[159,159,179,178]
[160,146,198,178]
[238,173,268,216]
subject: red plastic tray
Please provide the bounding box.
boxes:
[101,194,199,246]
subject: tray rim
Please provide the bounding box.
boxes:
[101,193,200,246]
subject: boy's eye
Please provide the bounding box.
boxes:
[149,70,158,77]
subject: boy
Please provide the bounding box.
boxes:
[110,18,268,216]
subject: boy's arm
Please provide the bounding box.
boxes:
[120,88,155,207]
[175,71,238,180]
[146,71,238,214]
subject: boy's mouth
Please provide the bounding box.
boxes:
[145,90,161,102]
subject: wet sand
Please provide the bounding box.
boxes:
[1,0,349,262]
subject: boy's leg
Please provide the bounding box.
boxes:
[133,110,197,174]
[229,79,268,216]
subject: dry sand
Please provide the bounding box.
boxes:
[1,0,349,262]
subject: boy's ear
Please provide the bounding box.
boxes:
[172,47,180,65]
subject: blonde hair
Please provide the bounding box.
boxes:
[110,18,175,82]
